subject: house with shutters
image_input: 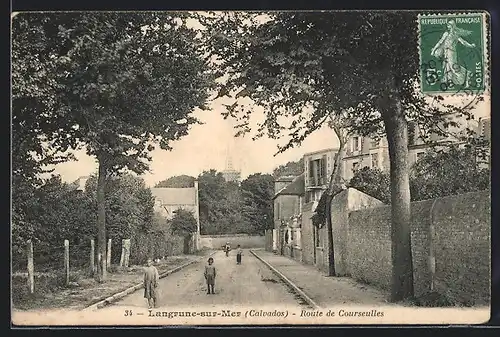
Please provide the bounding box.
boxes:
[341,112,485,182]
[301,148,339,270]
[342,135,390,182]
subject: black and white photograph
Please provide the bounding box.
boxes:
[11,10,491,326]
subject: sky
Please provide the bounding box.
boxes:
[51,98,339,187]
[51,94,490,188]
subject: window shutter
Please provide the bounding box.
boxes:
[322,155,327,184]
[361,137,370,153]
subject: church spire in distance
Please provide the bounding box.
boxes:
[222,144,241,183]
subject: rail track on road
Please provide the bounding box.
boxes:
[249,250,320,310]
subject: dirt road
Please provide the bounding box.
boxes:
[101,250,304,311]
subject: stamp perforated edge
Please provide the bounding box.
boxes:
[417,11,491,97]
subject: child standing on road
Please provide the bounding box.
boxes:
[204,257,216,295]
[236,245,243,265]
[143,258,159,309]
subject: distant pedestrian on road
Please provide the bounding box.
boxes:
[224,242,231,257]
[143,258,159,309]
[204,257,216,295]
[236,245,243,265]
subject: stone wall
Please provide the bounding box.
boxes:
[300,188,384,275]
[301,206,315,265]
[199,234,265,249]
[432,191,491,305]
[264,230,273,252]
[347,190,490,304]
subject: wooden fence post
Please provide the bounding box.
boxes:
[96,252,102,281]
[27,240,34,294]
[64,240,70,286]
[124,239,131,267]
[90,239,95,275]
[119,239,125,267]
[107,239,112,271]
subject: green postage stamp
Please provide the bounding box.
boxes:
[418,12,488,95]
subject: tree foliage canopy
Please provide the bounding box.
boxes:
[272,158,304,178]
[13,12,214,177]
[168,209,198,236]
[348,143,490,203]
[12,173,157,269]
[240,173,274,235]
[12,12,216,280]
[198,12,481,153]
[348,167,391,204]
[410,143,490,201]
[197,170,274,235]
[155,175,196,188]
[84,173,156,236]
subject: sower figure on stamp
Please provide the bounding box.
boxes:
[144,258,159,308]
[431,20,476,88]
[204,257,216,295]
[236,245,243,265]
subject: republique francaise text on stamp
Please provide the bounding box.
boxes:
[418,12,488,95]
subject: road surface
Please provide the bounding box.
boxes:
[100,250,305,311]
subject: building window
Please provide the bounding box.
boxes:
[352,161,360,173]
[371,153,379,169]
[352,136,360,152]
[309,157,326,186]
[370,138,379,148]
[408,121,417,146]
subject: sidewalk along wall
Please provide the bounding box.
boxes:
[199,234,265,249]
[347,190,491,305]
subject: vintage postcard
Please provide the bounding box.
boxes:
[11,10,491,326]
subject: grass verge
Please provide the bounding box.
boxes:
[12,255,201,311]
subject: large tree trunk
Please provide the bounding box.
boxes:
[324,136,346,276]
[96,157,108,282]
[382,93,414,302]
